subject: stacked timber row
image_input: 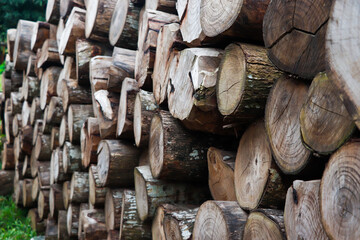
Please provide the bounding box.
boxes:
[0,0,359,239]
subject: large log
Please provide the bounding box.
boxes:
[300,72,354,155]
[6,29,16,62]
[207,147,236,201]
[89,165,108,207]
[78,209,107,239]
[68,104,94,143]
[38,189,50,219]
[60,0,85,19]
[49,184,65,218]
[134,165,209,221]
[40,66,62,109]
[61,77,92,111]
[265,75,311,174]
[34,134,52,161]
[46,0,61,24]
[284,180,328,239]
[37,39,61,69]
[263,0,332,79]
[66,203,80,237]
[70,172,89,203]
[97,140,141,187]
[30,21,51,52]
[22,179,35,208]
[192,201,248,239]
[149,110,210,180]
[243,209,285,240]
[63,141,83,174]
[28,209,46,234]
[85,0,117,41]
[13,20,36,70]
[47,97,64,125]
[105,189,123,231]
[235,120,286,210]
[320,141,360,239]
[108,0,141,49]
[0,170,15,196]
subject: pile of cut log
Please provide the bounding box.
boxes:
[0,0,359,239]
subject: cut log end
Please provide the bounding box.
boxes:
[134,167,149,221]
[149,114,164,178]
[84,0,99,38]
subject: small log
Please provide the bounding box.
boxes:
[63,141,83,174]
[47,97,64,125]
[107,47,136,92]
[28,209,46,234]
[57,78,76,99]
[284,180,328,239]
[59,116,70,146]
[58,210,72,240]
[53,148,71,183]
[81,118,100,167]
[97,140,140,187]
[40,66,62,109]
[12,113,22,137]
[10,91,23,115]
[23,76,40,102]
[21,102,31,128]
[68,104,94,143]
[57,18,65,48]
[6,29,16,62]
[107,230,119,240]
[89,165,108,207]
[105,189,123,230]
[63,56,77,80]
[31,176,39,201]
[116,78,139,138]
[13,20,36,70]
[62,181,71,210]
[70,172,89,203]
[120,189,152,239]
[50,184,65,217]
[109,0,141,48]
[30,21,51,52]
[192,201,248,239]
[46,0,61,24]
[20,125,33,155]
[51,127,60,150]
[2,76,11,99]
[60,0,85,19]
[11,70,23,91]
[61,78,92,111]
[133,90,159,147]
[207,147,236,201]
[23,178,36,208]
[300,72,354,154]
[134,165,209,221]
[37,39,61,68]
[243,209,285,240]
[45,218,57,240]
[30,97,42,125]
[79,209,107,239]
[59,7,87,56]
[35,134,52,161]
[149,110,210,180]
[265,75,311,174]
[4,112,14,143]
[21,156,32,179]
[67,203,81,237]
[14,180,24,206]
[32,120,44,146]
[13,134,25,164]
[85,0,117,41]
[26,55,37,77]
[2,143,15,170]
[0,170,15,196]
[38,189,50,219]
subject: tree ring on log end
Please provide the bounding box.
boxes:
[149,114,164,178]
[243,211,283,240]
[109,0,129,46]
[164,216,182,240]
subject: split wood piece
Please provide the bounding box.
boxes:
[14,180,24,206]
[59,7,87,56]
[85,0,117,41]
[120,189,152,239]
[163,204,198,240]
[35,134,52,161]
[32,120,44,146]
[61,78,92,111]
[40,66,62,109]
[60,0,85,19]
[146,0,176,13]
[149,110,210,180]
[30,21,51,52]
[76,39,112,86]
[200,0,269,42]
[97,139,141,187]
[59,116,70,146]
[51,128,60,150]
[38,189,50,219]
[38,161,51,188]
[63,141,83,174]
[0,170,15,196]
[263,0,332,79]
[54,148,71,183]
[63,56,77,80]
[284,180,328,240]
[62,181,71,210]
[93,90,119,139]
[135,9,179,88]
[66,203,81,237]
[326,0,360,129]
[78,209,107,240]
[152,23,184,104]
[45,216,58,240]
[50,184,65,218]
[37,39,61,69]
[207,147,236,201]
[2,143,15,170]
[320,141,360,239]
[192,201,248,239]
[11,70,23,91]
[81,118,100,167]
[243,209,285,240]
[12,113,22,137]
[46,0,61,24]
[10,91,23,115]
[6,29,16,62]
[23,178,36,208]
[105,189,123,230]
[4,112,14,143]
[89,165,108,207]
[109,0,141,49]
[116,78,139,138]
[68,104,94,143]
[13,20,36,70]
[28,209,46,234]
[58,210,72,240]
[217,43,281,125]
[26,55,37,77]
[265,75,311,174]
[235,120,287,210]
[47,97,64,125]
[70,172,89,203]
[133,90,159,147]
[20,125,33,155]
[300,72,354,154]
[23,76,40,101]
[134,165,209,221]
[21,156,32,178]
[108,47,136,92]
[30,98,42,125]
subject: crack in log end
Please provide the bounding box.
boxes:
[292,187,298,205]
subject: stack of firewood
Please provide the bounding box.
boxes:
[0,0,359,239]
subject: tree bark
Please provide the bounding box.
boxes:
[263,0,331,79]
[23,76,40,102]
[50,183,65,218]
[30,21,51,52]
[40,66,62,109]
[134,165,209,221]
[54,147,71,183]
[34,134,52,161]
[192,201,248,240]
[57,210,72,240]
[265,75,311,174]
[10,91,23,115]
[2,143,15,170]
[97,139,141,187]
[105,189,123,231]
[30,97,42,125]
[61,78,92,111]
[60,0,85,19]
[63,141,83,174]
[46,0,61,24]
[70,172,89,203]
[11,70,23,92]
[23,178,36,208]
[146,0,176,13]
[79,209,107,240]
[47,97,64,125]
[89,165,108,208]
[13,20,36,71]
[62,181,71,210]
[284,180,328,240]
[68,104,94,143]
[6,28,16,62]
[38,189,50,219]
[0,170,15,196]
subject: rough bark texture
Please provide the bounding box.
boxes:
[105,189,123,231]
[46,0,61,24]
[70,172,89,203]
[0,170,15,196]
[37,39,61,69]
[89,165,108,208]
[28,208,46,234]
[38,189,50,219]
[57,210,72,240]
[63,141,83,174]
[79,209,107,240]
